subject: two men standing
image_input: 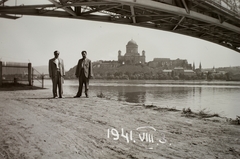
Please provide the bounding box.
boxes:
[48,50,93,99]
[48,50,65,98]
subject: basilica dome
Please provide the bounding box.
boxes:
[127,39,138,46]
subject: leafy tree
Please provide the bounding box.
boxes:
[179,73,185,79]
[125,71,131,77]
[207,74,214,80]
[184,75,190,80]
[174,76,179,80]
[171,71,175,77]
[107,72,112,77]
[192,75,198,80]
[225,72,233,81]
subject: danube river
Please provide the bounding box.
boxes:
[41,79,240,119]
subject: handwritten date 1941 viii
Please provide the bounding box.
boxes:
[107,126,167,149]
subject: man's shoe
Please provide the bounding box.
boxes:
[53,96,58,99]
[73,96,80,98]
[59,96,64,98]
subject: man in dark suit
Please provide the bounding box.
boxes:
[74,51,93,98]
[48,50,65,98]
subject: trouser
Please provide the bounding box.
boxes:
[76,75,89,97]
[52,71,63,97]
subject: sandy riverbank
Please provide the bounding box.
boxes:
[0,87,239,159]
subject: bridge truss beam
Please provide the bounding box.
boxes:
[0,0,239,53]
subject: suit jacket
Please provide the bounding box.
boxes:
[75,58,93,79]
[48,58,65,78]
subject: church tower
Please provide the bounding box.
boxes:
[142,50,146,63]
[118,50,121,61]
[118,50,121,56]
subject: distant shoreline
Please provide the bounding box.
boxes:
[3,79,239,88]
[60,79,240,86]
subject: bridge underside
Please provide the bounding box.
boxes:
[0,0,240,53]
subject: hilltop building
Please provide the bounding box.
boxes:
[163,67,195,76]
[118,39,146,65]
[93,60,119,69]
[148,58,192,70]
[111,39,193,71]
[92,39,200,78]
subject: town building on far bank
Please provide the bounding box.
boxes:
[162,68,195,77]
[148,58,192,70]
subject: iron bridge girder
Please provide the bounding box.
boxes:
[0,0,239,53]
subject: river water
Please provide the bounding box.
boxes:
[41,79,240,119]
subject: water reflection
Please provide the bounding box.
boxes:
[118,92,145,103]
[117,87,146,103]
[43,79,240,118]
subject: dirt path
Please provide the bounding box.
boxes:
[0,88,239,159]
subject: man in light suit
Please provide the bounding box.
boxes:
[48,50,65,98]
[74,51,93,98]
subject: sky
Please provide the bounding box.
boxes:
[1,0,240,71]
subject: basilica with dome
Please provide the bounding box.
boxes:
[118,39,146,65]
[92,39,195,76]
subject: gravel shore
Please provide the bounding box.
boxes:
[0,87,239,159]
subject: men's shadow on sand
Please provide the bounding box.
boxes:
[0,83,47,91]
